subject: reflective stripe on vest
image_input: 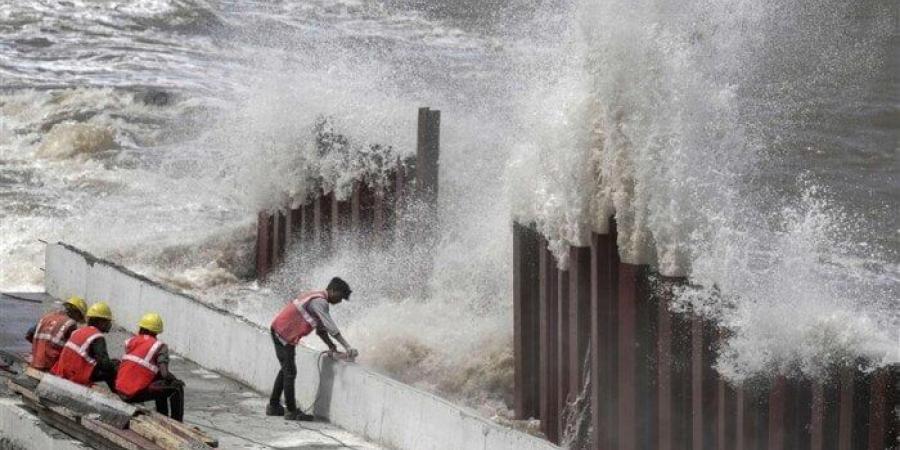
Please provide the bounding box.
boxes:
[51,326,104,385]
[63,330,103,365]
[121,340,163,374]
[31,312,77,370]
[271,291,326,345]
[34,314,76,347]
[116,335,165,397]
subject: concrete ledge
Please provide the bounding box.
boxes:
[0,398,88,450]
[45,243,559,450]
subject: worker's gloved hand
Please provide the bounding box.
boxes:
[346,348,359,359]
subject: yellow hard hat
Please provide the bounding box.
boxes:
[64,296,88,317]
[86,302,113,320]
[138,313,163,334]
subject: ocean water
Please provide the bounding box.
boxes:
[1,0,897,426]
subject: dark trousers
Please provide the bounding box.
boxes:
[91,365,117,392]
[125,379,185,422]
[269,328,297,411]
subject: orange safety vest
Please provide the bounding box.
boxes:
[270,291,325,346]
[50,326,103,386]
[115,334,164,398]
[30,311,77,371]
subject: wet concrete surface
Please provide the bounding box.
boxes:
[0,293,383,450]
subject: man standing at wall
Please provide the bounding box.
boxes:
[25,296,87,371]
[116,313,185,421]
[268,277,358,421]
[51,302,119,390]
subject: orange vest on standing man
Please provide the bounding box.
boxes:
[50,326,104,386]
[270,291,326,346]
[115,334,165,397]
[30,311,77,371]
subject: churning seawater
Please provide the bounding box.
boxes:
[1,0,897,425]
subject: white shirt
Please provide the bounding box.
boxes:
[306,297,341,336]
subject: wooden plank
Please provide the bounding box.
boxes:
[130,415,204,449]
[23,397,131,450]
[25,366,45,381]
[7,378,40,403]
[35,374,137,429]
[149,412,218,447]
[47,404,80,421]
[83,417,165,450]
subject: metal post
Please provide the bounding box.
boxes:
[736,387,745,450]
[256,211,273,280]
[618,262,638,450]
[692,316,705,450]
[768,376,786,450]
[274,209,286,264]
[416,107,440,206]
[301,201,314,245]
[568,246,591,396]
[513,223,541,420]
[350,182,364,236]
[715,330,737,450]
[810,380,824,450]
[393,162,409,241]
[314,191,333,246]
[838,367,854,450]
[867,367,897,450]
[290,205,302,242]
[372,188,386,246]
[332,193,351,238]
[557,268,571,435]
[657,280,675,450]
[540,240,560,444]
[591,222,619,450]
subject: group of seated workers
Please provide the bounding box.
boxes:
[26,296,184,421]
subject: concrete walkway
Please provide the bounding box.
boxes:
[0,293,384,450]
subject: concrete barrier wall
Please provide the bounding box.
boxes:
[0,399,88,450]
[45,242,558,450]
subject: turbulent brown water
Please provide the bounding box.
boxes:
[1,0,897,431]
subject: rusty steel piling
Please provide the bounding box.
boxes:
[511,220,898,450]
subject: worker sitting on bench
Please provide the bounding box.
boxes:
[51,302,118,390]
[26,296,87,371]
[116,313,184,422]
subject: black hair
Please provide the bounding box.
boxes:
[87,317,108,327]
[327,277,352,298]
[63,303,83,319]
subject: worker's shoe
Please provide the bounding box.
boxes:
[285,409,314,421]
[266,403,285,417]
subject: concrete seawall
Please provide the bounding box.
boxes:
[44,242,558,450]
